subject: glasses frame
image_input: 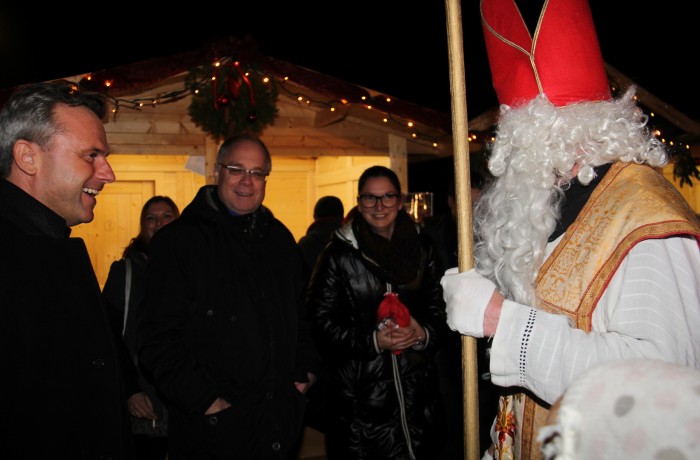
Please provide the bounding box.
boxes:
[357,193,401,208]
[217,163,270,182]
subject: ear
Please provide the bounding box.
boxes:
[12,139,40,176]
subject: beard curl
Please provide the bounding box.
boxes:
[474,87,668,304]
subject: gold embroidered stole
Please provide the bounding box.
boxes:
[495,162,700,459]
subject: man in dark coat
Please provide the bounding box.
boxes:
[136,135,320,460]
[0,80,136,458]
[298,195,344,279]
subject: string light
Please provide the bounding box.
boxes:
[82,58,692,156]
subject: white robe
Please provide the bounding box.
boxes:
[489,235,700,405]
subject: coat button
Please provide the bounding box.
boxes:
[271,441,281,451]
[208,416,218,426]
[230,315,237,322]
[266,392,273,399]
[92,358,105,368]
[206,309,214,317]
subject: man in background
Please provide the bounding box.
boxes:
[422,170,497,458]
[298,195,344,279]
[0,80,135,458]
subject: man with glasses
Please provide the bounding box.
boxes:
[136,134,320,459]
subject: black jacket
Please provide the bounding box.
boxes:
[305,218,448,460]
[103,248,168,434]
[297,216,343,280]
[135,185,320,460]
[0,179,135,459]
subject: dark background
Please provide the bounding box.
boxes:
[1,1,695,215]
[0,2,695,118]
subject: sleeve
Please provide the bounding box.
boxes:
[409,236,450,351]
[291,243,322,382]
[489,236,700,404]
[306,244,381,360]
[101,259,141,398]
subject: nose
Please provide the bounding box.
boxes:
[238,172,254,184]
[97,157,116,184]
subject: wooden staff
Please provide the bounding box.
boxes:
[444,1,480,459]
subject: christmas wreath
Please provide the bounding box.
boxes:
[186,60,278,142]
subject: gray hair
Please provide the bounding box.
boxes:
[0,79,107,179]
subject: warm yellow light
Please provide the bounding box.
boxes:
[382,118,388,123]
[407,122,414,127]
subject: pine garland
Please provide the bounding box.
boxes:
[186,60,278,142]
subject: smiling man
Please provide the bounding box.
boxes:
[136,134,320,460]
[0,80,135,458]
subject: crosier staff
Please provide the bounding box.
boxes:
[444,1,479,459]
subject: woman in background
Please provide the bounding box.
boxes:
[103,195,180,460]
[305,165,448,460]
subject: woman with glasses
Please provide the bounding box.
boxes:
[306,165,449,460]
[103,195,180,460]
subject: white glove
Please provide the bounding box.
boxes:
[441,267,497,338]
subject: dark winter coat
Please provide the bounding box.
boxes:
[305,215,449,460]
[0,179,135,459]
[135,185,320,460]
[103,248,168,436]
[298,216,344,280]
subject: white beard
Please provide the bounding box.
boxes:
[473,87,667,304]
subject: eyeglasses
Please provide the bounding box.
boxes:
[217,163,269,182]
[358,193,400,208]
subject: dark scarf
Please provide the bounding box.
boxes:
[352,210,421,285]
[549,163,613,242]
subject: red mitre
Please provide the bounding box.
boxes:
[480,0,611,108]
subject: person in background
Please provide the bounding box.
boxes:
[295,194,344,441]
[441,0,700,459]
[538,359,700,460]
[103,195,180,460]
[0,80,135,458]
[422,170,497,458]
[135,134,320,460]
[306,165,449,459]
[298,195,345,279]
[423,171,486,284]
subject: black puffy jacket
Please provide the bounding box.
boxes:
[306,219,449,460]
